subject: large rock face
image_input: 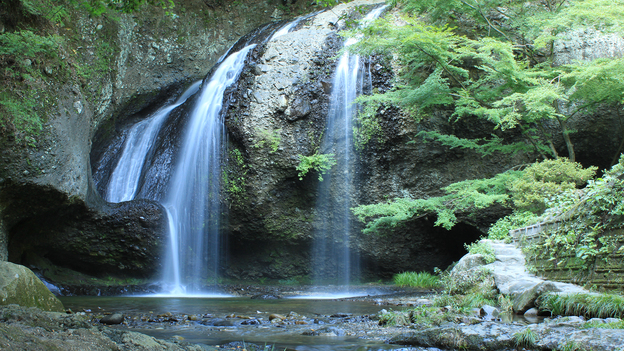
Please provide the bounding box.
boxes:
[0,0,308,283]
[0,262,64,312]
[3,0,624,288]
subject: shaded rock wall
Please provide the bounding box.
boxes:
[0,0,306,279]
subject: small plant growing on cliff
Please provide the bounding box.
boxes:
[393,271,440,289]
[296,153,337,181]
[254,128,281,153]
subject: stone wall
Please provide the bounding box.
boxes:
[516,227,624,290]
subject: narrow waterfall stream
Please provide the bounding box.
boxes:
[105,81,201,203]
[312,6,387,288]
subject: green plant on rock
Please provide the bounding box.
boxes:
[524,155,624,273]
[393,271,441,289]
[487,210,540,241]
[254,128,281,153]
[296,152,337,181]
[513,328,538,349]
[464,241,496,264]
[539,292,624,319]
[557,341,590,351]
[352,157,596,236]
[347,0,624,162]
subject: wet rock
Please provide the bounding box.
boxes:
[269,313,286,321]
[100,313,124,325]
[202,318,235,327]
[479,305,500,320]
[524,307,539,317]
[241,319,260,325]
[251,294,282,299]
[331,312,353,318]
[302,326,346,336]
[513,281,560,314]
[0,262,64,312]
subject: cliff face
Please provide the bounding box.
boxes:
[0,0,301,280]
[2,0,623,289]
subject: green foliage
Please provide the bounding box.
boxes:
[418,131,536,157]
[511,158,597,213]
[0,30,60,59]
[353,156,596,236]
[352,170,521,233]
[539,292,624,319]
[513,328,538,349]
[464,241,495,264]
[378,305,471,328]
[0,30,62,138]
[77,0,175,16]
[393,271,440,289]
[254,128,281,153]
[439,265,496,296]
[584,319,624,330]
[296,153,337,181]
[347,0,624,162]
[487,211,539,240]
[557,341,590,351]
[223,148,248,204]
[524,155,624,271]
[0,92,43,137]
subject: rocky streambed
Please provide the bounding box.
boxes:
[3,287,624,351]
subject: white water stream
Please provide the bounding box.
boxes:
[105,81,201,203]
[161,45,256,295]
[312,6,387,287]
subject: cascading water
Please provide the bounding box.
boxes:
[161,45,256,295]
[105,81,201,203]
[312,6,387,288]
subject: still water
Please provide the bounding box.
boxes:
[60,295,430,351]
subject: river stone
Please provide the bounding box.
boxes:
[480,305,500,320]
[100,313,124,325]
[524,307,539,317]
[0,262,64,312]
[513,281,560,314]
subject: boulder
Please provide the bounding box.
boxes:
[451,254,486,274]
[0,262,64,312]
[513,281,560,314]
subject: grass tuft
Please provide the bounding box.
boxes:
[513,328,538,348]
[539,293,624,319]
[393,271,441,289]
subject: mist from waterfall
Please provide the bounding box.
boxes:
[312,6,386,287]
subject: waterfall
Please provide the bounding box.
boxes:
[105,81,201,203]
[312,6,386,287]
[161,45,256,295]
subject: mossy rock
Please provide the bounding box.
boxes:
[0,262,64,312]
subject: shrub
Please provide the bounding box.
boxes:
[296,153,337,181]
[393,271,440,289]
